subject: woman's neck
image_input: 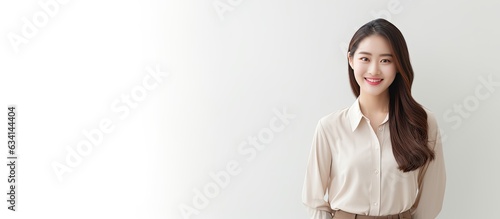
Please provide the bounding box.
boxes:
[358,92,390,117]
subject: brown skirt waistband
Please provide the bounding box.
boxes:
[332,209,412,219]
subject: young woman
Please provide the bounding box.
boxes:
[302,19,446,219]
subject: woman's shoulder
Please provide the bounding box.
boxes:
[422,107,441,140]
[423,107,439,127]
[317,106,351,128]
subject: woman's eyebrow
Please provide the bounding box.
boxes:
[357,51,393,57]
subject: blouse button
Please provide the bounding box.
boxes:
[374,169,379,175]
[378,127,383,131]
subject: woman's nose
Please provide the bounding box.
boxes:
[368,62,380,75]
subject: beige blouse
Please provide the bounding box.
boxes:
[302,99,446,219]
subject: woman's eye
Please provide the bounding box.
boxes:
[381,59,391,63]
[360,57,369,62]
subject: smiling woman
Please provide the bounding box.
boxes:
[348,34,397,122]
[302,18,446,219]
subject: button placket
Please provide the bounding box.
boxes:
[372,131,382,215]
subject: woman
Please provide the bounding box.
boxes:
[302,18,446,219]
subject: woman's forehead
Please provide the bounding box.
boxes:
[355,35,393,56]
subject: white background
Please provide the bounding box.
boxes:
[0,0,499,218]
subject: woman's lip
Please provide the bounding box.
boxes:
[365,77,383,85]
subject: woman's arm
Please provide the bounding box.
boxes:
[302,120,333,219]
[413,112,447,219]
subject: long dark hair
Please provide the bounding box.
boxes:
[347,18,434,172]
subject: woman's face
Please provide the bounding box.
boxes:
[348,34,397,97]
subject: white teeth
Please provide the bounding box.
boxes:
[366,78,382,83]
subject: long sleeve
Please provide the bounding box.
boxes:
[413,122,446,219]
[302,120,333,219]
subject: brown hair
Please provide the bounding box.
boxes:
[347,18,434,172]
